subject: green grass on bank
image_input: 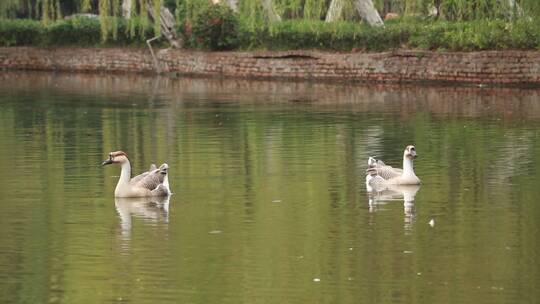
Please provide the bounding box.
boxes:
[1,16,539,51]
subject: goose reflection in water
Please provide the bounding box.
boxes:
[367,184,420,230]
[115,196,170,238]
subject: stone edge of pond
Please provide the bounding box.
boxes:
[1,47,539,88]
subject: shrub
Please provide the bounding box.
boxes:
[46,16,101,45]
[508,19,540,49]
[45,16,157,46]
[0,16,539,51]
[0,19,43,46]
[184,4,239,50]
[237,19,414,51]
[115,17,157,46]
[408,19,539,51]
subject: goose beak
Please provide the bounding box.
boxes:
[101,159,113,166]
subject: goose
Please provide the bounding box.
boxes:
[366,145,420,189]
[102,151,171,198]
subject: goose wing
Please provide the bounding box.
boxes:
[132,164,168,192]
[130,164,157,184]
[366,163,402,180]
[132,170,165,191]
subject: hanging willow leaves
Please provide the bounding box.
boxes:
[304,0,327,20]
[0,0,20,18]
[0,0,539,44]
[153,0,162,37]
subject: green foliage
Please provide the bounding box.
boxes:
[0,17,156,47]
[46,16,156,46]
[176,0,212,23]
[274,0,304,19]
[183,4,239,50]
[46,17,101,45]
[0,19,43,46]
[1,11,539,51]
[239,19,412,51]
[235,17,540,52]
[508,18,540,49]
[237,0,266,32]
[408,18,540,50]
[0,0,20,19]
[303,0,327,20]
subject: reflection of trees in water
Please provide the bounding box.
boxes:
[2,72,540,303]
[1,71,540,204]
[2,71,540,119]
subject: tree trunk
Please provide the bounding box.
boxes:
[382,0,392,16]
[146,3,183,48]
[325,0,344,22]
[261,0,281,22]
[353,0,384,27]
[122,0,132,19]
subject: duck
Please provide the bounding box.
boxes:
[102,151,171,198]
[365,145,420,189]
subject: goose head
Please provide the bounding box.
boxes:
[158,163,169,174]
[404,145,417,160]
[102,151,129,166]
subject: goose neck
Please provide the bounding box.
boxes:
[402,156,414,175]
[119,160,132,184]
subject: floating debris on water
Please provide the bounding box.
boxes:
[209,230,222,234]
[429,219,435,227]
[313,278,321,282]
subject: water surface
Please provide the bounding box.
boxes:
[1,72,540,304]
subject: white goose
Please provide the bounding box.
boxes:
[366,145,420,189]
[102,151,171,198]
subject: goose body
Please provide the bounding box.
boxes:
[366,145,420,189]
[102,151,171,198]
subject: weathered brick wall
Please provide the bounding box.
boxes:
[1,47,539,85]
[0,47,155,73]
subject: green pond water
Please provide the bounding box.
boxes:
[1,72,540,304]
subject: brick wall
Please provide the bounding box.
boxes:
[1,47,539,85]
